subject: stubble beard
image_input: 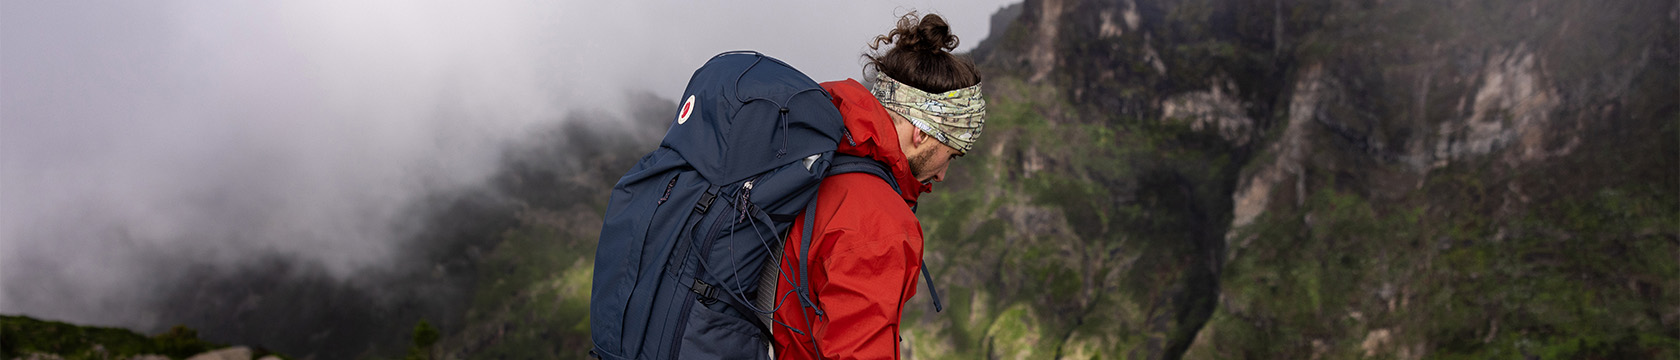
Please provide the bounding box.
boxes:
[908,146,936,183]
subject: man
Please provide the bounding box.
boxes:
[771,13,986,359]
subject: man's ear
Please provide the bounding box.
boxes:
[909,128,927,146]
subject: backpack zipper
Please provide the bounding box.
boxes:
[657,174,680,205]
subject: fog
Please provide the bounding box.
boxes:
[0,0,1015,334]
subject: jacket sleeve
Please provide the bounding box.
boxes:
[812,229,920,360]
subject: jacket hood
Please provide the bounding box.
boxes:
[821,79,931,203]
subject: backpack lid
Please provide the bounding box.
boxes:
[660,52,845,185]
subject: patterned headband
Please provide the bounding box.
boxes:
[871,72,987,154]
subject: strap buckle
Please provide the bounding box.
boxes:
[690,278,718,305]
[695,191,717,214]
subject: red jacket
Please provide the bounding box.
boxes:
[772,79,931,359]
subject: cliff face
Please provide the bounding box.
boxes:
[905,0,1677,358]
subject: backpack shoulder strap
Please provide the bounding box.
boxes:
[826,154,902,197]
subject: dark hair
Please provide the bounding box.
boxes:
[865,12,982,93]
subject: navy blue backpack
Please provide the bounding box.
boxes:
[589,51,940,360]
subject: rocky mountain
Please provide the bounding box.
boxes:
[931,0,1675,358]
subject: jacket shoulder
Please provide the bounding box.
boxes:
[818,173,918,234]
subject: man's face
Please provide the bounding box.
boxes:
[908,139,961,184]
[890,111,965,184]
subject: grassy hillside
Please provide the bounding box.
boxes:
[1,315,287,360]
[421,106,668,359]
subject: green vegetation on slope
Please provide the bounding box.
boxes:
[1199,162,1677,359]
[434,211,599,360]
[0,315,287,360]
[901,66,1246,359]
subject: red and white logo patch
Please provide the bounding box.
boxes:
[677,95,696,124]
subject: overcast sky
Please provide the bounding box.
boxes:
[0,0,1018,327]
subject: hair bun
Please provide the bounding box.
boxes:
[881,12,959,54]
[864,11,981,93]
